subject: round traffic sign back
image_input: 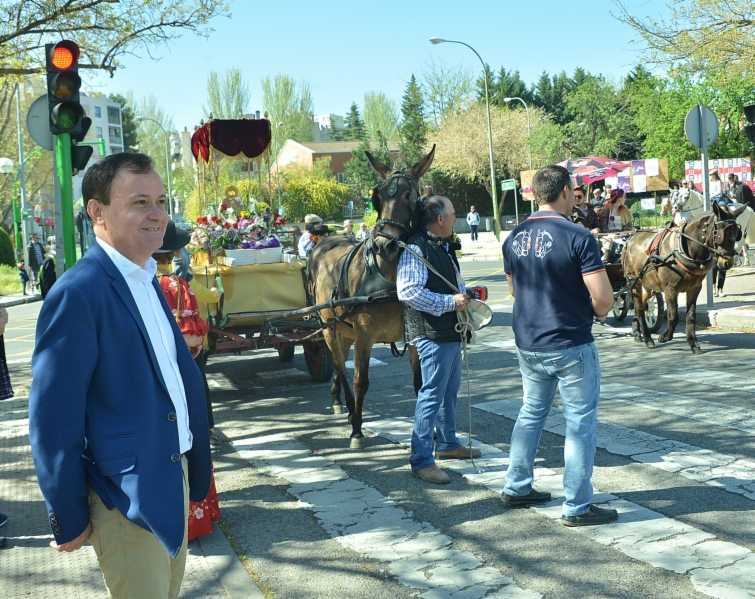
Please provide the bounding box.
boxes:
[685,104,718,148]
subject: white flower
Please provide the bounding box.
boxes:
[193,507,204,519]
[181,309,194,318]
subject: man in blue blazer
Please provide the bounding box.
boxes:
[29,153,211,598]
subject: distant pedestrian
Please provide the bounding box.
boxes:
[17,262,29,295]
[355,222,370,242]
[466,205,480,241]
[343,219,357,243]
[710,171,723,201]
[502,164,617,526]
[27,233,46,288]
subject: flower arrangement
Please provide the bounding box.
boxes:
[188,201,286,257]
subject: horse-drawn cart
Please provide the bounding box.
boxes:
[194,259,335,382]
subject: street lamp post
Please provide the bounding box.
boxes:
[503,97,532,170]
[274,122,284,210]
[136,116,173,217]
[430,37,500,239]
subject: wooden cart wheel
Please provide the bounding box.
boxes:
[303,340,334,383]
[277,345,295,362]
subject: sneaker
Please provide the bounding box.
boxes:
[0,513,7,528]
[412,464,450,484]
[561,504,618,527]
[209,429,221,447]
[719,290,726,298]
[435,446,482,460]
[713,288,719,297]
[501,489,552,506]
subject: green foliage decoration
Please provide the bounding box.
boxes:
[0,229,15,267]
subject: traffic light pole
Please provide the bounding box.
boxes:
[55,133,77,270]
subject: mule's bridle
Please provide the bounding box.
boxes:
[372,170,421,241]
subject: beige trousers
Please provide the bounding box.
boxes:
[87,458,189,599]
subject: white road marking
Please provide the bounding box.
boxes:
[232,434,541,599]
[205,373,238,390]
[475,399,755,500]
[364,417,755,598]
[661,369,755,393]
[345,357,387,369]
[601,382,755,434]
[483,340,517,349]
[488,304,512,311]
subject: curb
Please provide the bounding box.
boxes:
[0,295,42,307]
[196,523,264,599]
[705,307,755,332]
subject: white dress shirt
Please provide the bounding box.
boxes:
[96,238,193,454]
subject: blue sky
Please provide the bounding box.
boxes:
[89,0,665,131]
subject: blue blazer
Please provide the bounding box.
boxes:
[29,242,211,557]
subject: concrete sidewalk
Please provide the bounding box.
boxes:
[0,382,263,599]
[0,292,43,307]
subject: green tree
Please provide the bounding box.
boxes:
[344,136,392,199]
[614,0,755,84]
[277,162,350,221]
[490,67,533,107]
[0,0,229,77]
[420,58,473,127]
[109,93,138,151]
[342,102,366,141]
[261,74,314,143]
[203,68,251,119]
[0,227,14,266]
[400,75,428,165]
[363,92,399,140]
[128,92,177,191]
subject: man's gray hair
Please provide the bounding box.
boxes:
[421,195,448,228]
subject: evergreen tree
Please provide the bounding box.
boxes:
[345,139,379,198]
[399,75,428,165]
[342,102,366,141]
[110,93,138,151]
[492,68,532,106]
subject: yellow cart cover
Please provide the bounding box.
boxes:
[193,259,308,326]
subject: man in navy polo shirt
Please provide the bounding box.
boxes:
[501,164,616,527]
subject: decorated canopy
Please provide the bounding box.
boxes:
[191,118,272,164]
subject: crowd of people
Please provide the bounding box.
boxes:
[17,154,747,594]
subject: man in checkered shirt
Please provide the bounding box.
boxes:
[397,195,481,485]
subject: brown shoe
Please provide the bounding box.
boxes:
[435,446,482,460]
[412,465,450,484]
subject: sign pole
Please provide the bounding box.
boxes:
[698,106,713,306]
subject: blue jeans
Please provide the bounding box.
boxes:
[410,338,462,470]
[504,342,600,516]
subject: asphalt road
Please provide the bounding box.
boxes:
[6,260,755,598]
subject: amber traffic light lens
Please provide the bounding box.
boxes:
[52,47,74,70]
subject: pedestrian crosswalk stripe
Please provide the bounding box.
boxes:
[661,368,755,393]
[474,399,755,501]
[232,434,541,599]
[364,417,755,598]
[601,382,755,435]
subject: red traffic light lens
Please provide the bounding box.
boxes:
[52,47,74,70]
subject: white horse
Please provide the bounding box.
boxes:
[675,189,755,264]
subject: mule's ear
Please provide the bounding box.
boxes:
[731,203,749,218]
[366,151,392,180]
[410,145,436,181]
[711,202,722,218]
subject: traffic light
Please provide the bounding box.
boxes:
[71,116,94,174]
[46,40,85,135]
[745,105,755,144]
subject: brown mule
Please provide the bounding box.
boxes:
[621,203,744,354]
[307,147,435,449]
